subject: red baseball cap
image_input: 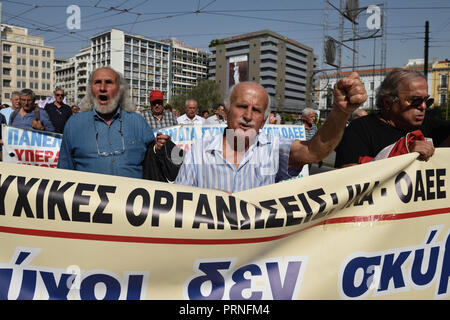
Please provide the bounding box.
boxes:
[149,90,164,102]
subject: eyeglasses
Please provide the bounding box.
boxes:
[398,95,434,108]
[94,117,125,157]
[55,93,64,97]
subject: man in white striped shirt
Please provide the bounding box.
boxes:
[175,73,367,193]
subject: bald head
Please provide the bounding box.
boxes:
[226,82,271,120]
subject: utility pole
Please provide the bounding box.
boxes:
[424,21,429,81]
[0,2,3,102]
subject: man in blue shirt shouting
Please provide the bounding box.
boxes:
[58,67,169,179]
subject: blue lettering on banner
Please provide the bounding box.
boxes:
[338,226,450,299]
[7,128,62,148]
[0,247,149,300]
[184,256,307,300]
[155,125,305,141]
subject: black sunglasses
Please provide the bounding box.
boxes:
[406,95,434,108]
[151,100,163,106]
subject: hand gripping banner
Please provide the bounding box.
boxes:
[0,149,449,300]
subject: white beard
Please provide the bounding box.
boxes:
[93,94,120,115]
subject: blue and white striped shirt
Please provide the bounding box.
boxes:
[175,131,299,193]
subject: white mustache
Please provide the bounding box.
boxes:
[237,118,255,127]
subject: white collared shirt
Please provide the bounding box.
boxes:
[175,131,299,193]
[177,114,205,125]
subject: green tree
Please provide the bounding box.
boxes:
[188,80,223,113]
[170,80,224,113]
[168,94,187,113]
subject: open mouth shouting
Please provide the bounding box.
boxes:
[98,94,109,104]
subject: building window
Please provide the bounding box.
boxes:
[440,94,447,106]
[441,74,448,88]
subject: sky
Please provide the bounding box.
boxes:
[1,0,450,71]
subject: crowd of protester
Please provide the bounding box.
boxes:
[0,67,448,193]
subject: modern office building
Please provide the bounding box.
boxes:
[1,24,54,102]
[162,38,209,97]
[208,30,316,114]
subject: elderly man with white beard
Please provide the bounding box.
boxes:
[175,75,367,193]
[58,67,169,178]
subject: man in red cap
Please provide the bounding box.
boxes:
[142,90,178,129]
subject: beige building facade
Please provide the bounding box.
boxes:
[1,24,54,102]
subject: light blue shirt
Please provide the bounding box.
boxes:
[175,130,300,193]
[57,107,155,178]
[0,107,14,124]
[9,108,55,132]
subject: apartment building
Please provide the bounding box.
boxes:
[54,56,76,105]
[431,60,450,107]
[75,46,90,104]
[1,24,54,102]
[208,30,316,114]
[162,38,209,97]
[89,28,170,109]
[54,46,91,105]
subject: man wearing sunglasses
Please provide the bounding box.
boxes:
[44,88,73,134]
[335,68,450,168]
[58,67,169,179]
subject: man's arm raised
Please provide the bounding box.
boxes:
[289,72,367,168]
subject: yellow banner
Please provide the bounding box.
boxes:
[0,149,449,300]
